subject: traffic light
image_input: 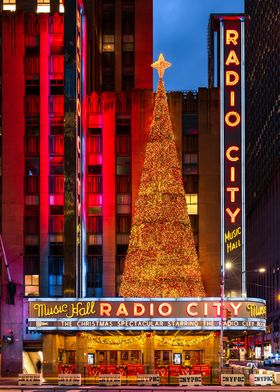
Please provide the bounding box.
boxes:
[226,309,232,320]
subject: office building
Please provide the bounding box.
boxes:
[245,0,280,358]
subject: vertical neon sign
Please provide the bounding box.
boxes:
[220,17,246,296]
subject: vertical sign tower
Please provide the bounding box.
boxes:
[209,15,246,297]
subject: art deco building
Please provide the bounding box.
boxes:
[245,0,280,358]
[0,0,222,376]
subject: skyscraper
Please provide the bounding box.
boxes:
[0,0,153,375]
[245,0,280,355]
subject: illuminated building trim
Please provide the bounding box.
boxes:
[28,297,266,332]
[241,18,246,296]
[217,15,246,296]
[220,19,225,292]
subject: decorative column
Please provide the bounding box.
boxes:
[43,334,59,376]
[102,93,116,296]
[76,334,88,376]
[143,333,155,373]
[1,12,25,377]
[39,13,50,296]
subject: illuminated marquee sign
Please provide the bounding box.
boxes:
[219,17,246,295]
[28,298,266,332]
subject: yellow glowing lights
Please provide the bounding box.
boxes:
[225,111,241,127]
[154,333,215,347]
[226,30,239,45]
[151,53,172,79]
[120,74,205,298]
[81,333,144,349]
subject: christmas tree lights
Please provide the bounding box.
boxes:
[120,54,205,297]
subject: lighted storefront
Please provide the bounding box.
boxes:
[27,297,266,376]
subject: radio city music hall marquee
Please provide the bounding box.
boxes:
[28,298,266,332]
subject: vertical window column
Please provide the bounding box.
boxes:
[102,0,115,91]
[23,15,40,296]
[116,120,131,293]
[182,112,199,248]
[122,0,135,91]
[86,128,103,297]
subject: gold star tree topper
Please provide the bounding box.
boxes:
[151,53,172,79]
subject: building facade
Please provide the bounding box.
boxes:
[0,0,257,377]
[245,0,280,358]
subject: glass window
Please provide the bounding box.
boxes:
[25,274,39,296]
[49,216,64,233]
[88,135,102,153]
[49,256,64,296]
[109,351,117,364]
[88,216,103,234]
[88,176,102,193]
[183,153,198,165]
[183,175,198,193]
[3,0,16,11]
[116,135,131,154]
[116,156,131,175]
[116,176,131,193]
[116,215,131,233]
[103,35,115,52]
[37,0,50,13]
[59,0,64,13]
[186,194,198,215]
[24,216,39,234]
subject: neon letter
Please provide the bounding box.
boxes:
[213,302,222,317]
[226,30,239,45]
[230,91,235,106]
[186,303,198,316]
[226,208,241,223]
[100,303,112,316]
[225,50,240,66]
[158,303,172,316]
[134,303,145,316]
[226,71,239,86]
[230,167,236,182]
[226,187,240,202]
[230,302,242,316]
[226,146,239,162]
[116,303,129,317]
[225,111,241,127]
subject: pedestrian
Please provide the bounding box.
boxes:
[36,359,42,373]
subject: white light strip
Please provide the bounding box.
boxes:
[28,296,266,304]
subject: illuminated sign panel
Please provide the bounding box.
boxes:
[28,298,266,331]
[220,17,245,295]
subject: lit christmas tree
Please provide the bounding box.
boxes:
[120,54,205,297]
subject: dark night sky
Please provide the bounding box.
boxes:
[153,0,244,91]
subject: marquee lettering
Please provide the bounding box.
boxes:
[226,187,240,202]
[225,50,240,66]
[225,111,241,127]
[29,299,267,323]
[226,70,239,86]
[226,29,239,45]
[226,146,239,161]
[247,304,267,318]
[226,207,241,223]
